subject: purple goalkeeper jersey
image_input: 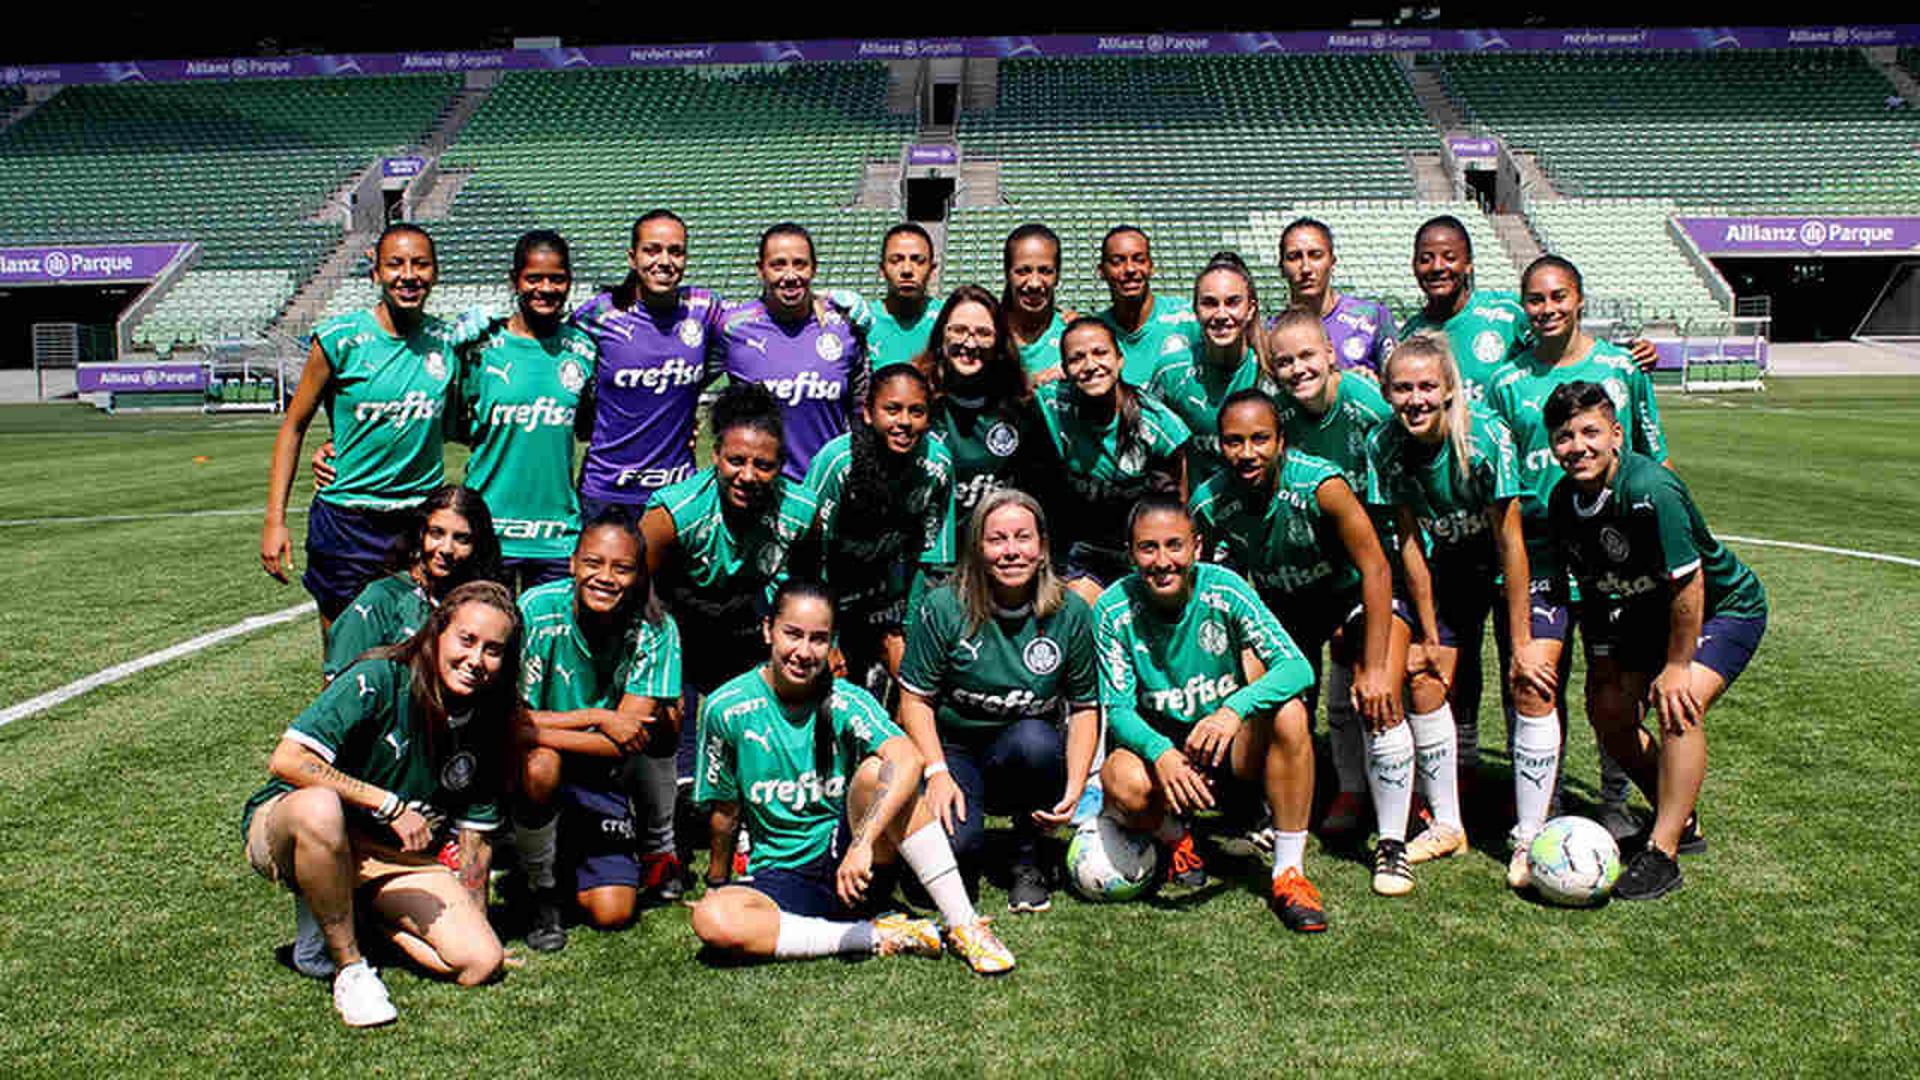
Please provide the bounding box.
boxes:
[719,297,867,481]
[1323,293,1397,375]
[572,287,725,504]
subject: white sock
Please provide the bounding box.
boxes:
[773,913,874,959]
[636,754,678,856]
[1152,814,1187,846]
[1324,664,1369,794]
[1409,705,1464,830]
[1512,711,1562,841]
[1366,722,1416,843]
[1270,829,1308,876]
[512,812,558,891]
[899,821,979,927]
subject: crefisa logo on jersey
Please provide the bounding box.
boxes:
[1600,525,1631,563]
[1023,636,1062,675]
[815,333,844,363]
[1198,618,1229,656]
[424,351,448,381]
[985,421,1019,457]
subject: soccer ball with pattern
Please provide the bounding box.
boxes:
[1527,815,1623,907]
[1066,816,1158,902]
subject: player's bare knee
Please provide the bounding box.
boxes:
[521,747,562,803]
[691,896,745,950]
[453,935,506,986]
[1269,699,1312,752]
[581,891,636,931]
[282,788,349,847]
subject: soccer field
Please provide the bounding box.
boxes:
[2,380,1918,1076]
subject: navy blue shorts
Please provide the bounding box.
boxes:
[1519,575,1571,643]
[1585,610,1766,686]
[578,494,651,529]
[501,556,571,594]
[303,499,414,621]
[732,814,897,919]
[1062,543,1128,590]
[558,770,640,893]
[1276,590,1413,661]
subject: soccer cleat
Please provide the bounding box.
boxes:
[872,913,944,958]
[1596,801,1644,842]
[1269,868,1329,933]
[1371,838,1415,897]
[945,919,1016,975]
[1506,844,1534,891]
[1614,846,1684,901]
[332,961,397,1028]
[291,897,337,980]
[1007,860,1052,914]
[1320,790,1365,836]
[1405,822,1468,865]
[638,852,686,903]
[525,890,567,953]
[1165,830,1207,888]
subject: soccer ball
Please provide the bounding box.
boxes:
[1066,816,1159,902]
[1527,815,1624,907]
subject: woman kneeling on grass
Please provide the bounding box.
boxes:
[689,581,1015,974]
[240,580,523,1028]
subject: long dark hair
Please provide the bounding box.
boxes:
[766,579,841,779]
[385,485,503,592]
[1060,315,1144,464]
[842,364,932,526]
[376,579,526,758]
[921,284,1028,406]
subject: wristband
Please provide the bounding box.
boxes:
[374,792,402,822]
[923,762,950,780]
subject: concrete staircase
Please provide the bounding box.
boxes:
[884,61,920,115]
[271,228,376,339]
[1866,47,1920,105]
[956,159,1003,208]
[1406,65,1467,133]
[0,88,55,134]
[1490,212,1544,276]
[1408,152,1454,200]
[410,167,475,221]
[854,161,901,209]
[1511,152,1564,201]
[424,79,495,155]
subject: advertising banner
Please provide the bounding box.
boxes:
[75,362,209,393]
[1674,216,1920,256]
[0,243,193,285]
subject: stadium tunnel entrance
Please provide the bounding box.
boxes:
[0,284,133,369]
[1712,256,1916,342]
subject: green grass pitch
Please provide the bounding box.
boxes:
[1,380,1917,1076]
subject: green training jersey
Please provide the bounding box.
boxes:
[653,468,821,641]
[457,323,597,560]
[804,430,956,618]
[1092,563,1314,763]
[1486,339,1667,527]
[518,578,683,715]
[1366,406,1521,577]
[897,582,1099,735]
[935,395,1054,529]
[1273,371,1392,496]
[241,657,503,840]
[1400,288,1531,400]
[1035,380,1191,573]
[1549,450,1766,624]
[1014,310,1070,377]
[693,668,903,873]
[1146,346,1263,487]
[312,308,461,510]
[866,299,940,372]
[324,572,432,680]
[1190,450,1359,618]
[1098,294,1199,387]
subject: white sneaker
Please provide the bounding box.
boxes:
[332,961,397,1028]
[292,898,336,979]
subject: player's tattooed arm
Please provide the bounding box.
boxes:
[271,739,384,811]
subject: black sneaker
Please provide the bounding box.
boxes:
[1614,847,1683,901]
[1596,802,1644,842]
[1007,861,1052,914]
[526,891,568,952]
[1627,812,1708,856]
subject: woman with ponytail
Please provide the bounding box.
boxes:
[689,581,1015,974]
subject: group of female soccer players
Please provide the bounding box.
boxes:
[245,209,1767,1027]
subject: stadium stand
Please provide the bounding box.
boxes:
[324,64,915,318]
[0,77,456,349]
[1526,200,1727,325]
[1435,50,1920,211]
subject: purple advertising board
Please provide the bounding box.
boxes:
[381,156,427,178]
[906,144,959,166]
[2,24,1917,86]
[1645,338,1769,373]
[0,243,193,285]
[1675,216,1920,256]
[75,362,209,393]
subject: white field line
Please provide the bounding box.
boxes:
[0,507,306,528]
[0,602,316,730]
[1720,535,1920,570]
